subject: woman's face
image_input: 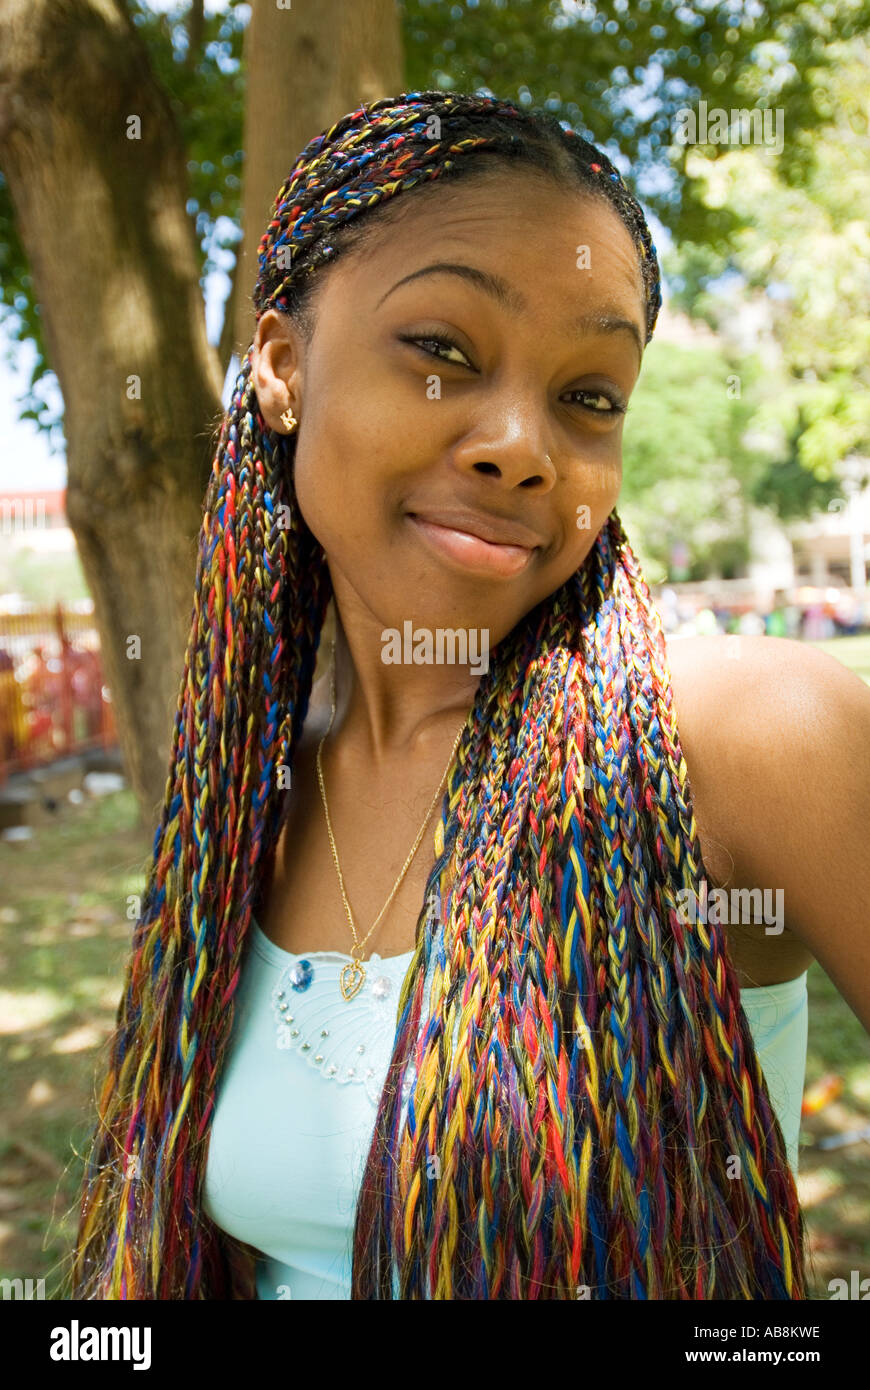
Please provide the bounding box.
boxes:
[253,167,647,652]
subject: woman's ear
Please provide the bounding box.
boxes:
[251,310,303,432]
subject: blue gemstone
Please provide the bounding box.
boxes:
[288,959,314,992]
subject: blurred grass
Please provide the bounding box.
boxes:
[0,630,868,1298]
[808,633,870,684]
[0,789,148,1299]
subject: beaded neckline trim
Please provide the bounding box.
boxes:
[268,951,417,1104]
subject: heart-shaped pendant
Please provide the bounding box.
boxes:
[339,960,365,1001]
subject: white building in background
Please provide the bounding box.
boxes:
[0,489,70,541]
[740,483,870,597]
[787,473,870,591]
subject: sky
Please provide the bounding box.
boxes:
[0,339,66,492]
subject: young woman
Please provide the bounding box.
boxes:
[71,89,870,1300]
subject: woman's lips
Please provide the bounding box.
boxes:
[407,514,535,577]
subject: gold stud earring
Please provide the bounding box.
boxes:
[280,407,298,432]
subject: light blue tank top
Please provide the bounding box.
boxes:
[203,919,808,1301]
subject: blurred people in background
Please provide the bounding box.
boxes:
[654,584,867,642]
[801,600,833,641]
[0,647,28,765]
[765,590,789,637]
[833,590,861,636]
[694,605,720,636]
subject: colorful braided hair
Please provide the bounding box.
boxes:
[70,89,805,1299]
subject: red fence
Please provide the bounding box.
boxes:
[0,604,116,783]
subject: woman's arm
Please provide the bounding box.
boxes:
[669,633,870,1034]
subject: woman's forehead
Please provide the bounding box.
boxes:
[318,179,644,317]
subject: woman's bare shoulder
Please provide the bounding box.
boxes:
[663,631,870,753]
[662,631,870,854]
[660,632,817,880]
[663,632,870,1026]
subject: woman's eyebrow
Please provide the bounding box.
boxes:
[375,260,643,363]
[376,260,524,314]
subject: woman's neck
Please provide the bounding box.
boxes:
[326,594,483,766]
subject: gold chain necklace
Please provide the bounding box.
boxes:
[316,636,465,1001]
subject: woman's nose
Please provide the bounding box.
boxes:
[450,394,558,490]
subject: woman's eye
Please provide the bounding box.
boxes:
[400,333,472,367]
[565,389,626,415]
[399,335,626,415]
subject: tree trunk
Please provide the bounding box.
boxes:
[232,0,404,357]
[0,0,222,825]
[0,0,404,824]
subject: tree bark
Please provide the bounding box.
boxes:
[232,0,404,356]
[0,0,223,824]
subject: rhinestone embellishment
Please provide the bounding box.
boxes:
[288,959,314,992]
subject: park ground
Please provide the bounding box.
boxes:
[0,634,868,1299]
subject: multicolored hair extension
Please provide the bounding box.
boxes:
[69,89,805,1299]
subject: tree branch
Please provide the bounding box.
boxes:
[185,0,205,69]
[218,249,241,377]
